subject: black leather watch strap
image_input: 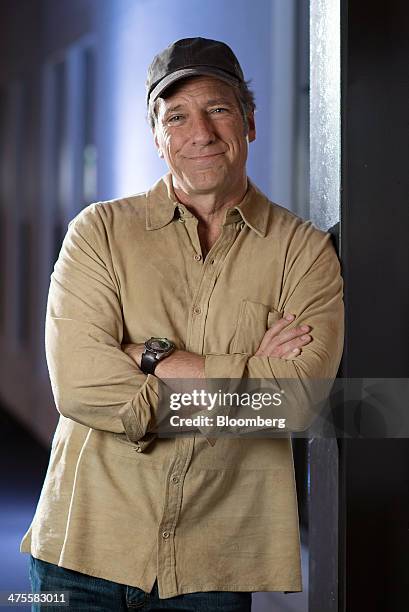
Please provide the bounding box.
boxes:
[141,350,158,375]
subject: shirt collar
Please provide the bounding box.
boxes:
[145,173,271,237]
[145,174,179,230]
[231,179,270,237]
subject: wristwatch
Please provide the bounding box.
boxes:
[140,337,175,375]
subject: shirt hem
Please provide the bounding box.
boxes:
[159,583,303,599]
[23,548,302,599]
[24,549,154,593]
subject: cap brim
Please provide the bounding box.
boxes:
[147,66,240,107]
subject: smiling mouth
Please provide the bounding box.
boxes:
[188,153,225,160]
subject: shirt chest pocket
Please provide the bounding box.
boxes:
[231,299,283,355]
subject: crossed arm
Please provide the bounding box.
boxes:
[122,314,313,378]
[46,205,344,444]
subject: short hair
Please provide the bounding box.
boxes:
[148,77,256,133]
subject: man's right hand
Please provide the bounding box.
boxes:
[255,314,312,361]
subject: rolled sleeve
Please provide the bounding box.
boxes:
[45,204,160,443]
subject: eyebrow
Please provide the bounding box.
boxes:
[205,98,234,106]
[163,98,234,116]
[164,104,184,115]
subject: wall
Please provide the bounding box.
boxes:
[0,0,307,445]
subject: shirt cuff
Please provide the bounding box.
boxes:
[119,373,160,443]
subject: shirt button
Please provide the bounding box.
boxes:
[135,445,142,453]
[194,253,202,261]
[162,531,170,539]
[171,475,179,484]
[193,306,201,315]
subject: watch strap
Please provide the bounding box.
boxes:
[141,349,158,375]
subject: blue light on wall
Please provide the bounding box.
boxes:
[96,0,275,200]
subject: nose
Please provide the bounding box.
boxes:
[191,112,216,146]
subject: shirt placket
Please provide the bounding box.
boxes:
[184,219,241,355]
[156,436,194,597]
[156,214,242,598]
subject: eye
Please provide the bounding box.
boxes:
[211,107,228,114]
[167,114,184,123]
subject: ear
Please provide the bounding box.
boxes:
[246,111,256,143]
[153,132,164,158]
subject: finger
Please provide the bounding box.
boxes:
[271,313,296,331]
[269,326,311,348]
[281,347,301,360]
[256,329,311,357]
[278,334,312,354]
[257,333,312,358]
[257,314,296,353]
[275,334,311,358]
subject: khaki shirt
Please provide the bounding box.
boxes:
[20,174,344,598]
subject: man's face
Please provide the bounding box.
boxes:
[152,76,256,198]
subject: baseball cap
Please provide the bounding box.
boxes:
[146,37,245,107]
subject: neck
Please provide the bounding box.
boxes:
[173,176,248,227]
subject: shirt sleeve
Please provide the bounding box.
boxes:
[204,225,345,432]
[45,203,160,444]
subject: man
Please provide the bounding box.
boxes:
[21,38,344,610]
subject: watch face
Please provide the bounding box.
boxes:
[147,338,171,352]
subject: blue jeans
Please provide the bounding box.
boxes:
[29,556,252,611]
